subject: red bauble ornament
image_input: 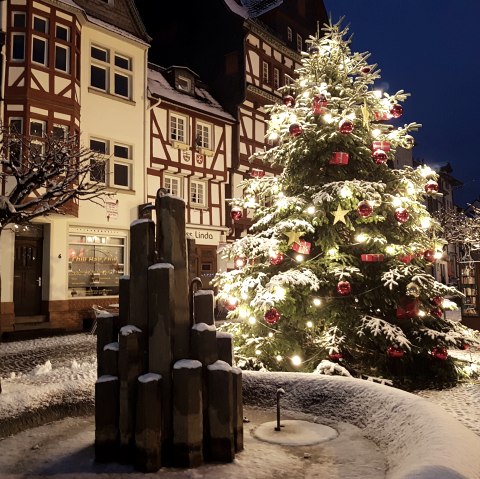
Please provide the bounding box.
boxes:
[225,299,238,311]
[270,252,285,266]
[283,95,296,107]
[339,119,354,134]
[264,307,281,325]
[312,94,328,115]
[423,249,435,263]
[460,343,470,350]
[430,296,443,306]
[329,352,343,361]
[357,200,373,218]
[396,298,419,319]
[360,66,371,74]
[394,207,410,223]
[230,207,243,221]
[424,180,439,193]
[336,280,352,296]
[372,149,388,165]
[431,308,444,319]
[390,104,403,118]
[431,347,448,360]
[289,123,303,137]
[387,346,405,358]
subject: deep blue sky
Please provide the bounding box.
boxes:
[323,0,480,207]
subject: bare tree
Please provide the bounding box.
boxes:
[0,125,111,392]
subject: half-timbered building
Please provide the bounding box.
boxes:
[146,64,235,287]
[0,0,150,335]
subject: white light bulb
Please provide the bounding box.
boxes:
[420,217,431,229]
[356,233,368,243]
[392,197,403,208]
[277,198,288,209]
[306,206,315,215]
[313,297,322,306]
[385,245,396,255]
[295,254,304,262]
[434,250,443,259]
[239,308,249,319]
[248,316,257,325]
[323,113,334,123]
[418,310,426,317]
[371,128,382,138]
[240,291,248,300]
[328,248,337,257]
[302,91,310,98]
[276,355,283,362]
[268,131,279,142]
[373,90,382,99]
[306,321,313,328]
[291,355,302,366]
[255,349,261,355]
[340,186,352,198]
[268,332,274,338]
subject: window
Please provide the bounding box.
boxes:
[273,68,280,89]
[90,46,132,99]
[190,180,206,207]
[89,138,107,183]
[296,34,302,52]
[262,61,270,84]
[170,113,187,144]
[30,120,45,137]
[111,142,132,188]
[68,229,126,297]
[176,75,192,93]
[12,33,25,61]
[13,12,26,28]
[33,16,48,34]
[284,75,293,88]
[164,174,182,197]
[52,124,68,140]
[9,118,23,165]
[55,24,69,41]
[32,36,47,65]
[195,122,212,149]
[287,26,292,42]
[55,44,69,72]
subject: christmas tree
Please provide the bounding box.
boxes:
[214,21,479,384]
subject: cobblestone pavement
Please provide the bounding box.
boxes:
[1,333,480,437]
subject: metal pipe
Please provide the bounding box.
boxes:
[275,387,285,431]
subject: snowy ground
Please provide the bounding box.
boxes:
[1,333,480,478]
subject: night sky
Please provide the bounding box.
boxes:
[322,0,480,207]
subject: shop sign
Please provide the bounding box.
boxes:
[186,228,221,245]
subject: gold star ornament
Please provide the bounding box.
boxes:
[331,205,350,225]
[284,231,305,246]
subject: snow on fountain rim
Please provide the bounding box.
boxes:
[173,359,202,369]
[138,373,162,383]
[192,322,216,332]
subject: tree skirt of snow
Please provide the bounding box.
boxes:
[254,419,338,446]
[243,371,480,479]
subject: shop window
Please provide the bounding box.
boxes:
[68,231,126,297]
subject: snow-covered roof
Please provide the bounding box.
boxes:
[86,14,150,46]
[147,68,236,123]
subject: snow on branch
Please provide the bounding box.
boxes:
[358,315,412,349]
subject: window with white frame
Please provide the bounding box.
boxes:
[170,113,188,144]
[32,36,47,65]
[273,68,280,89]
[164,174,182,197]
[111,142,132,189]
[287,26,292,42]
[29,119,46,159]
[284,74,293,88]
[55,44,69,72]
[190,179,207,207]
[52,124,68,140]
[56,24,69,41]
[89,138,107,183]
[195,121,212,150]
[176,75,192,93]
[90,45,132,99]
[9,118,23,165]
[296,33,302,52]
[30,120,45,138]
[262,61,270,84]
[13,12,26,28]
[11,33,25,61]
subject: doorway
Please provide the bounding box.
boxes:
[13,225,44,318]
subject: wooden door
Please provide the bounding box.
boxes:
[14,237,43,316]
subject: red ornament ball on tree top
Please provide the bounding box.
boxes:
[372,149,388,165]
[283,95,296,107]
[230,207,243,221]
[357,200,373,218]
[270,252,285,266]
[264,307,281,325]
[387,346,405,358]
[336,280,352,296]
[424,180,439,193]
[390,104,403,118]
[394,207,410,223]
[431,347,448,360]
[339,119,354,134]
[430,308,444,319]
[289,123,303,137]
[360,66,371,75]
[423,249,435,263]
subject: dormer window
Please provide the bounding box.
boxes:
[176,75,192,94]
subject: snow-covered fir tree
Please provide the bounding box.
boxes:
[214,21,479,383]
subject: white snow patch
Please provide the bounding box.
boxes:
[130,218,153,227]
[232,367,242,375]
[216,332,233,339]
[173,359,202,370]
[149,263,174,270]
[138,373,162,383]
[207,360,232,372]
[32,360,52,375]
[192,322,216,332]
[103,342,119,352]
[96,375,118,384]
[120,325,142,335]
[194,290,214,296]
